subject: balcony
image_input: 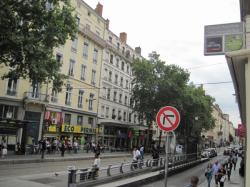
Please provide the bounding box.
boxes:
[24,92,49,105]
[106,43,132,63]
[6,89,17,96]
[78,24,106,48]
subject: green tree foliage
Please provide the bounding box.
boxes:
[0,0,78,90]
[131,52,215,150]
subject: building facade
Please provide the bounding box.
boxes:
[0,0,146,152]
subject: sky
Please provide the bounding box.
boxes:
[84,0,241,127]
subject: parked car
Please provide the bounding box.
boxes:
[203,148,217,158]
[224,147,232,155]
[201,150,210,158]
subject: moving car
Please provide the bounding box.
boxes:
[202,148,217,158]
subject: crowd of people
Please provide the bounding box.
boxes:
[204,148,243,187]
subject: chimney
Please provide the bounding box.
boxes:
[135,47,141,55]
[106,19,110,30]
[120,32,127,44]
[95,2,103,17]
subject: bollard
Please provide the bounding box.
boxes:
[107,165,112,176]
[68,166,77,187]
[79,168,89,181]
[146,159,150,167]
[160,157,164,166]
[120,163,124,173]
[130,162,134,171]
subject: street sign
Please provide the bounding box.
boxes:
[156,106,180,132]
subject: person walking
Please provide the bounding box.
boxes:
[226,155,233,181]
[60,140,65,157]
[91,153,101,179]
[217,165,226,187]
[232,152,238,170]
[132,147,141,169]
[212,160,221,186]
[1,140,7,158]
[185,176,199,187]
[151,141,160,166]
[140,144,144,160]
[39,138,46,159]
[205,163,213,187]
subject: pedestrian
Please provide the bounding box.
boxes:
[60,140,65,157]
[205,163,213,187]
[212,160,221,186]
[132,147,141,169]
[90,153,101,179]
[232,153,238,170]
[151,141,159,166]
[94,143,101,156]
[217,165,226,187]
[73,141,78,154]
[226,155,233,181]
[39,138,46,159]
[140,144,144,160]
[1,140,7,158]
[185,176,199,187]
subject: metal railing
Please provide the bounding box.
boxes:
[67,153,205,187]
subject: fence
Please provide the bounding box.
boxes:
[67,153,204,187]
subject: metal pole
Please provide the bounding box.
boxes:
[164,132,169,187]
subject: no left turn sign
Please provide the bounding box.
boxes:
[156,106,180,132]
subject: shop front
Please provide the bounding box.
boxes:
[43,110,62,139]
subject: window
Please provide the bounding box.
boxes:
[101,106,105,117]
[107,88,111,100]
[93,48,98,64]
[126,80,129,89]
[56,53,62,63]
[124,95,127,105]
[0,105,18,119]
[78,90,84,108]
[76,17,80,27]
[114,74,118,84]
[116,58,119,67]
[77,115,83,125]
[64,114,71,125]
[109,36,112,43]
[117,43,120,50]
[87,11,91,16]
[134,114,137,123]
[51,88,58,103]
[88,117,94,125]
[112,109,116,119]
[83,42,89,58]
[65,84,72,105]
[113,91,117,102]
[102,87,106,98]
[88,93,94,110]
[127,65,129,74]
[123,112,126,121]
[7,78,17,96]
[91,70,96,85]
[31,82,39,98]
[129,113,132,122]
[118,110,121,120]
[108,71,112,82]
[121,61,125,71]
[105,107,109,118]
[80,65,86,80]
[120,77,123,87]
[71,38,78,51]
[119,93,122,103]
[68,59,75,76]
[122,47,125,54]
[110,54,113,64]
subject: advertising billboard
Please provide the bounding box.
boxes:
[204,22,244,55]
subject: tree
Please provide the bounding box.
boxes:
[131,52,215,152]
[0,0,78,90]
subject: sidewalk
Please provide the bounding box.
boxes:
[0,151,131,165]
[199,158,244,187]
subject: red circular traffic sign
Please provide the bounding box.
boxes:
[156,106,180,132]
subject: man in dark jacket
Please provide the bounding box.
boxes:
[39,138,46,159]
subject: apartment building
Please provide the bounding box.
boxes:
[0,0,145,151]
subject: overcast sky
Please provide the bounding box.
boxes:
[84,0,241,127]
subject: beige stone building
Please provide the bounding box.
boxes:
[0,1,144,151]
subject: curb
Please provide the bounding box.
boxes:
[0,154,131,165]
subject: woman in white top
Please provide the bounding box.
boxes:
[91,153,101,179]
